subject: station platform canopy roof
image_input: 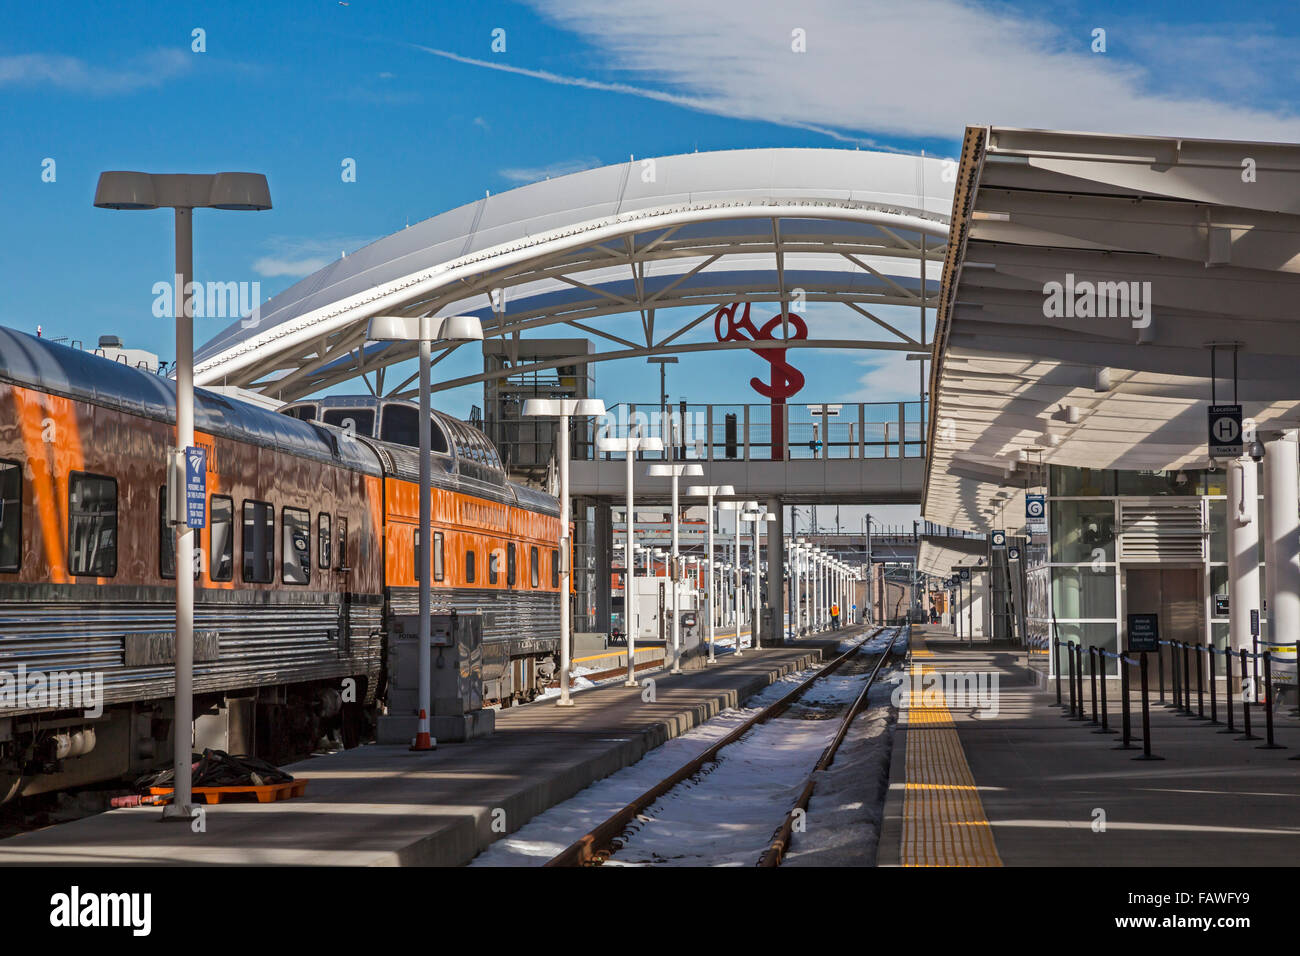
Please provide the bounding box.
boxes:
[925,126,1300,534]
[193,147,949,400]
[916,534,988,579]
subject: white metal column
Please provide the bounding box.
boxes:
[1228,456,1260,654]
[1264,432,1300,659]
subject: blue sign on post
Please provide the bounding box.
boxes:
[185,446,207,529]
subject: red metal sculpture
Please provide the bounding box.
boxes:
[714,301,807,459]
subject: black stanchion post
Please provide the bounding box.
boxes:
[1114,655,1137,750]
[1259,651,1285,750]
[1054,637,1062,707]
[1182,642,1192,715]
[1195,643,1206,720]
[1135,652,1163,761]
[1237,648,1257,741]
[1208,645,1219,725]
[1171,642,1181,711]
[1066,642,1077,719]
[1158,642,1166,705]
[1220,646,1236,735]
[1095,651,1115,734]
[1089,646,1099,725]
[1293,640,1300,718]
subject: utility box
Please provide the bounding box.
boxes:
[377,613,495,744]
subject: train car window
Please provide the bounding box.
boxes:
[68,472,117,577]
[281,507,311,585]
[322,408,375,437]
[210,496,233,582]
[552,549,559,588]
[281,404,318,422]
[465,549,476,583]
[158,487,176,579]
[380,405,450,453]
[0,459,20,572]
[488,548,500,584]
[434,532,444,581]
[241,500,274,583]
[318,512,331,569]
[336,516,348,570]
[530,546,539,588]
[507,542,517,587]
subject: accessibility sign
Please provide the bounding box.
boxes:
[1127,613,1159,653]
[1208,404,1243,458]
[185,445,207,530]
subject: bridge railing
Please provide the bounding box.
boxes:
[573,401,926,462]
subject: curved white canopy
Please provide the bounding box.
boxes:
[195,147,951,399]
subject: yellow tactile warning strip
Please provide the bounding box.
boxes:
[900,639,1002,867]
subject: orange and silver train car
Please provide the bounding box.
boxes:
[0,329,560,802]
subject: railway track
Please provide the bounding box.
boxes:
[544,624,906,867]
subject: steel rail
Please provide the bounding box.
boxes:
[544,624,887,867]
[757,626,905,866]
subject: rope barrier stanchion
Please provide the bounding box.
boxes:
[1134,652,1163,761]
[1220,646,1236,735]
[1072,643,1088,722]
[1088,646,1099,726]
[1113,654,1139,750]
[1175,642,1185,712]
[1258,650,1286,750]
[1182,642,1193,716]
[1158,640,1167,705]
[1194,643,1206,720]
[1065,641,1078,720]
[1054,637,1063,708]
[1293,640,1300,719]
[1095,650,1117,735]
[1237,648,1258,741]
[1208,645,1219,725]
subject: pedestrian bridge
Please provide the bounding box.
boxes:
[565,401,925,504]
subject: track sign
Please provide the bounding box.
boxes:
[1127,613,1159,653]
[991,530,1006,550]
[1025,494,1046,535]
[959,567,971,582]
[1208,404,1243,458]
[1008,546,1020,562]
[185,446,207,529]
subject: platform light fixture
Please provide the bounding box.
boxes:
[525,397,608,704]
[647,462,703,672]
[686,483,735,664]
[95,170,271,822]
[369,314,484,748]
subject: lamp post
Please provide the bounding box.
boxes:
[368,314,483,747]
[722,500,755,655]
[686,483,736,664]
[647,356,679,456]
[597,425,663,687]
[647,462,703,672]
[95,170,271,821]
[524,398,608,705]
[740,507,776,648]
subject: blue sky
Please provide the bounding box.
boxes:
[3,0,1298,524]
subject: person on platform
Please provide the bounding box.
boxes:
[830,602,841,630]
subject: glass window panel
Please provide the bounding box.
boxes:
[210,496,233,581]
[531,546,540,588]
[1052,566,1116,619]
[0,459,21,572]
[242,500,274,583]
[465,549,476,584]
[1049,500,1115,564]
[282,507,311,585]
[318,512,331,569]
[322,408,375,436]
[1049,465,1115,496]
[336,516,348,570]
[1117,469,1198,496]
[1053,621,1120,676]
[69,472,117,577]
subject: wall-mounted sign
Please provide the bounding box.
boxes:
[1208,404,1243,459]
[185,446,207,530]
[1214,594,1229,616]
[1127,613,1159,653]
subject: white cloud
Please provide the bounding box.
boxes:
[252,236,377,279]
[498,156,604,183]
[519,0,1300,142]
[0,49,191,94]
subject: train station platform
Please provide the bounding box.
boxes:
[879,625,1300,866]
[0,644,831,866]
